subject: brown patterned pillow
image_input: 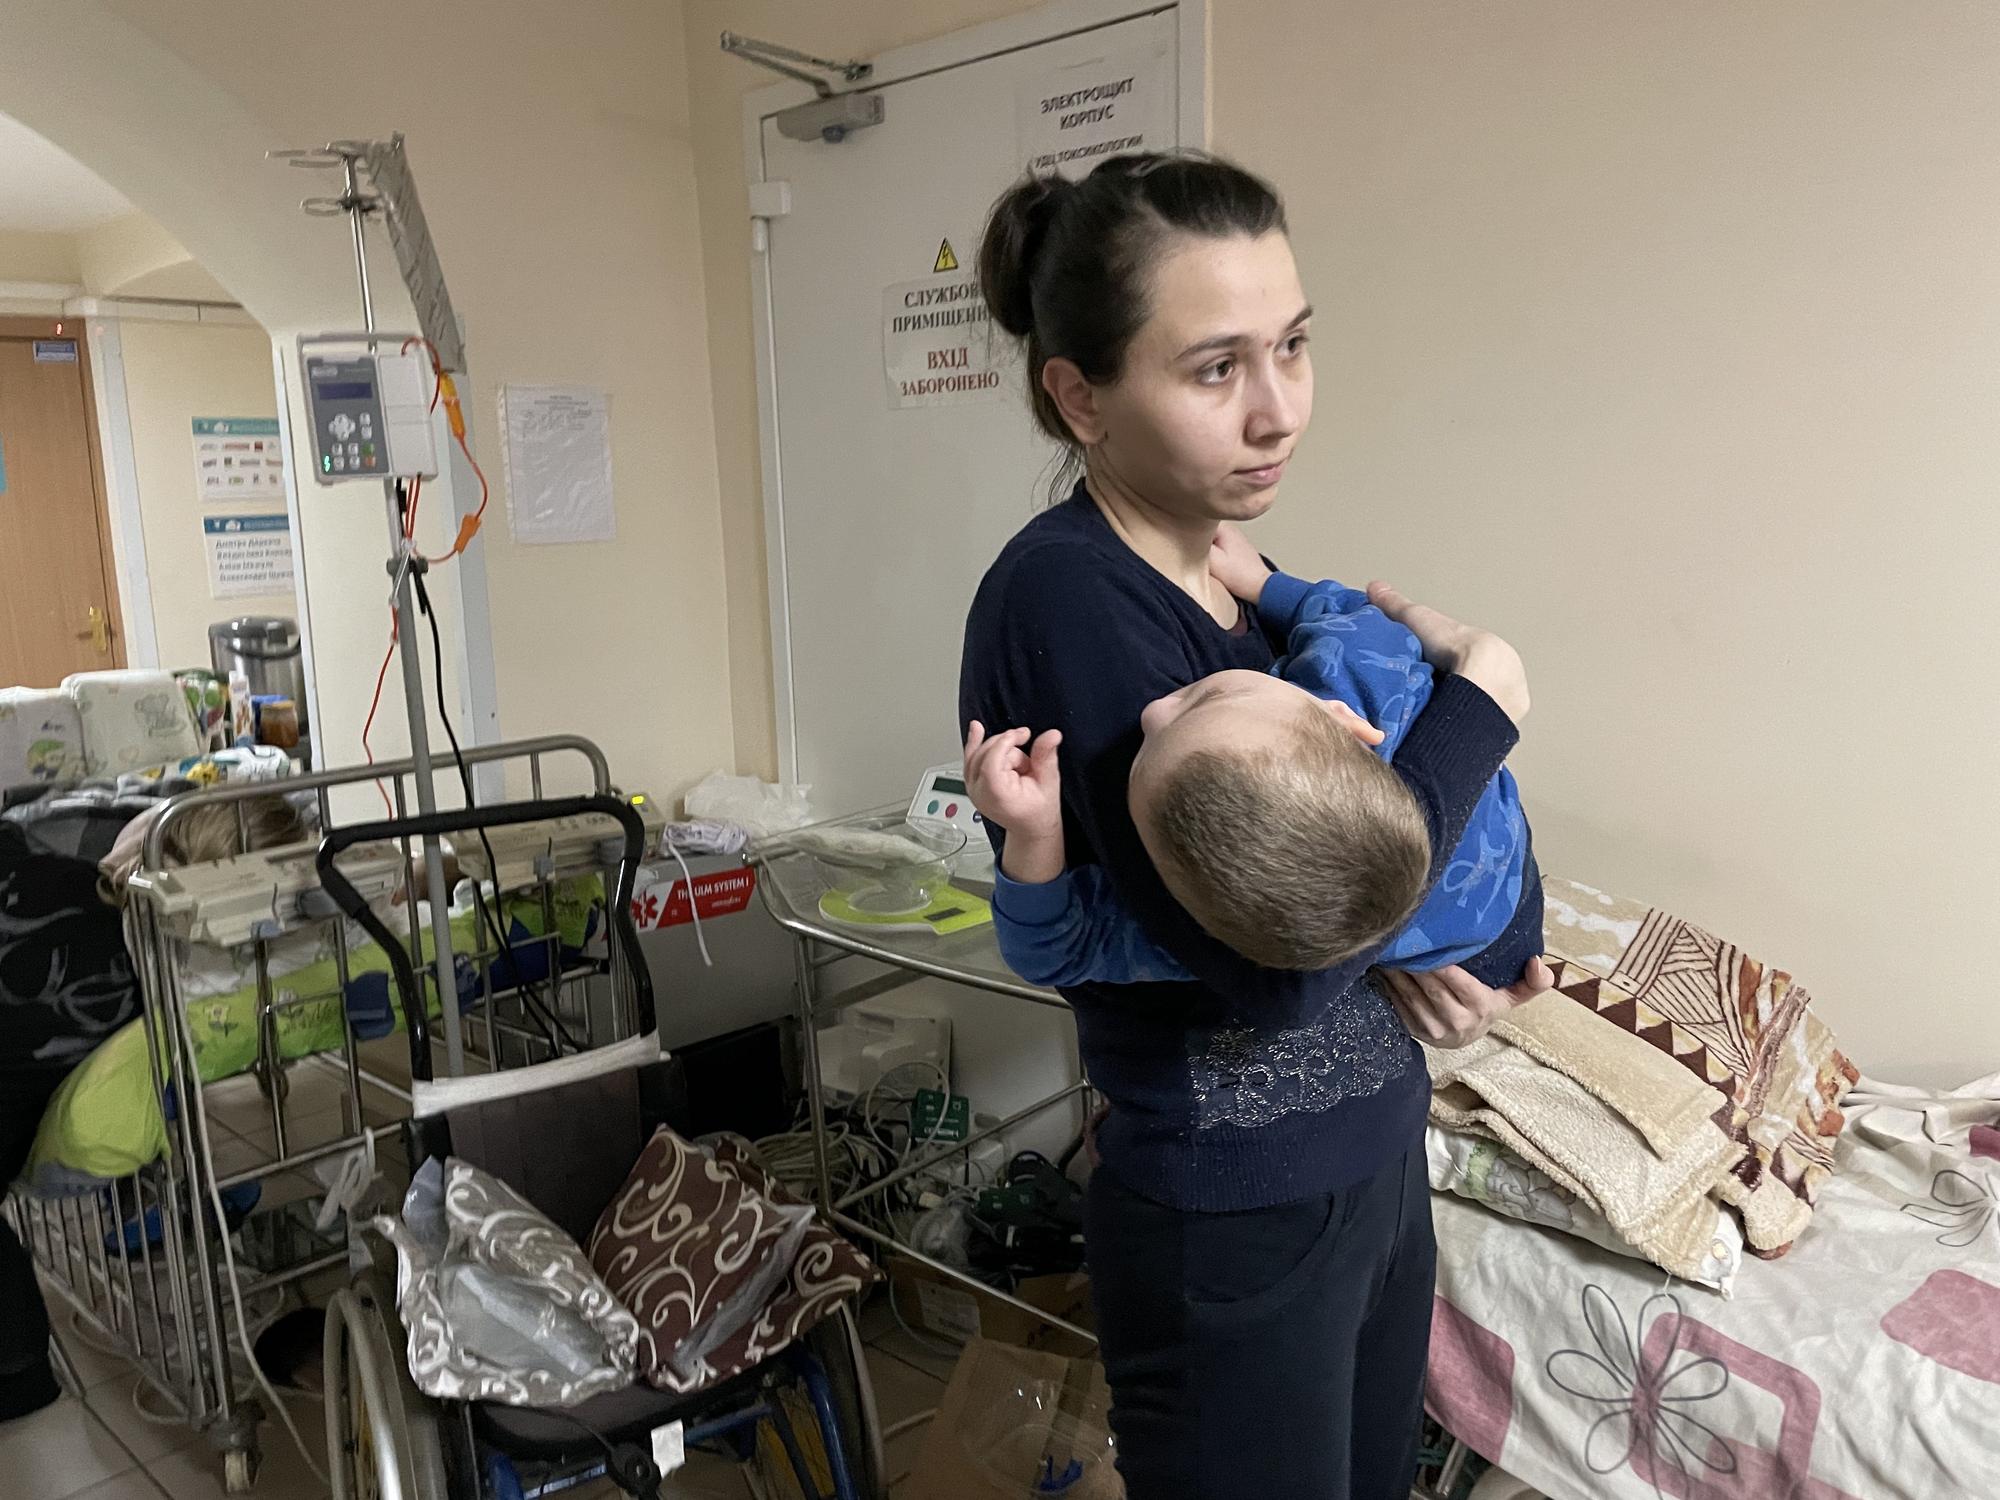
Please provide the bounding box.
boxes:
[689,1141,878,1386]
[589,1126,814,1390]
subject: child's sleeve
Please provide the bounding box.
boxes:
[1257,571,1371,640]
[992,866,1193,988]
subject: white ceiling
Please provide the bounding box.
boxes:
[0,110,134,233]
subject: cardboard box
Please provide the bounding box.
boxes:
[904,1337,1121,1499]
[887,1258,1095,1359]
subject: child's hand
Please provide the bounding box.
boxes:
[963,722,1064,841]
[1208,523,1271,603]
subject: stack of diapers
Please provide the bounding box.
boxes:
[63,670,201,776]
[0,688,87,786]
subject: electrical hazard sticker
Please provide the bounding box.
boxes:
[932,238,959,273]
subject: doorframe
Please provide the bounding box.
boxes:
[741,0,1208,787]
[0,314,132,671]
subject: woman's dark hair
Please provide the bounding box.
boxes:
[977,152,1286,449]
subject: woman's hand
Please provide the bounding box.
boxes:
[1366,581,1530,725]
[1376,958,1554,1050]
[1208,523,1271,604]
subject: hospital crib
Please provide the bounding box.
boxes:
[5,736,656,1492]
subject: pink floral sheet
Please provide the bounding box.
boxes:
[1427,1071,2000,1500]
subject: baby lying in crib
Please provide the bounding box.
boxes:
[963,523,1542,990]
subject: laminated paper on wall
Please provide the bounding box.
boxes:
[499,385,616,545]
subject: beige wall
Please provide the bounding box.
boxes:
[115,317,294,671]
[688,1,1999,1083]
[1,0,737,808]
[78,214,233,301]
[0,228,80,283]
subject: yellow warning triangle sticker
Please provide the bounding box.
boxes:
[933,238,959,274]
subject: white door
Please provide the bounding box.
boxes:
[752,3,1199,816]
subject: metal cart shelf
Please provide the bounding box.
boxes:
[748,806,1096,1349]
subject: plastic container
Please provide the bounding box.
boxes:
[963,1375,1117,1496]
[797,816,967,916]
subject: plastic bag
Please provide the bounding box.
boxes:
[438,1262,610,1381]
[372,1157,639,1406]
[682,770,814,838]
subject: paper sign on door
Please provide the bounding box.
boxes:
[882,272,1008,409]
[1017,46,1170,179]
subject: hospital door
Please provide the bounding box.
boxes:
[0,328,122,685]
[754,5,1191,815]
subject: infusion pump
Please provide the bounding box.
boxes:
[299,335,438,484]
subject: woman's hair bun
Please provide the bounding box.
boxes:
[977,173,1069,338]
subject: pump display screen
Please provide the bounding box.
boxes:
[931,775,966,797]
[314,380,374,401]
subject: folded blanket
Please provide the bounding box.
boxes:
[1427,876,1859,1280]
[1423,1124,1744,1294]
[1539,877,1858,1256]
[1426,1028,1744,1281]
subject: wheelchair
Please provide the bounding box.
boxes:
[314,797,885,1500]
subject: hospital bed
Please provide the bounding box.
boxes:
[4,736,657,1492]
[1422,1072,2000,1500]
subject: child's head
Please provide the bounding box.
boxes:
[100,794,310,904]
[1128,671,1430,970]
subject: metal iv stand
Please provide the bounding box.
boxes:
[274,142,466,1075]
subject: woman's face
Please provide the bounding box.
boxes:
[1088,230,1313,525]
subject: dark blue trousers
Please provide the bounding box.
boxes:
[1084,1140,1436,1499]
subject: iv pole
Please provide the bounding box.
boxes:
[278,143,466,1075]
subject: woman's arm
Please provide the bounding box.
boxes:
[961,545,1524,1027]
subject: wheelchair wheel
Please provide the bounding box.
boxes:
[746,1304,886,1500]
[324,1276,449,1500]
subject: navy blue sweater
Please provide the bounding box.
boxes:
[958,489,1524,1211]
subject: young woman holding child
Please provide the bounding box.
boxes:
[957,153,1553,1499]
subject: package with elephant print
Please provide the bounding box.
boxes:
[61,671,202,776]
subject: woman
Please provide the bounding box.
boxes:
[957,153,1553,1499]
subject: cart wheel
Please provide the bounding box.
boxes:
[223,1446,260,1494]
[745,1305,885,1500]
[325,1278,450,1500]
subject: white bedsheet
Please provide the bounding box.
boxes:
[1428,1072,2000,1500]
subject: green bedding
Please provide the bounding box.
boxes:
[27,882,600,1184]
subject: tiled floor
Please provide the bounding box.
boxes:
[11,1286,950,1500]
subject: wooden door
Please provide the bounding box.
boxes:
[0,322,123,686]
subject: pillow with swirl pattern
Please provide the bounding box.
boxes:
[588,1125,816,1390]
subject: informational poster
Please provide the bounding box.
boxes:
[191,417,287,502]
[202,513,295,599]
[882,268,1007,409]
[1017,46,1170,179]
[499,385,617,544]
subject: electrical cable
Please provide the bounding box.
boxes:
[412,566,582,1056]
[401,337,489,565]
